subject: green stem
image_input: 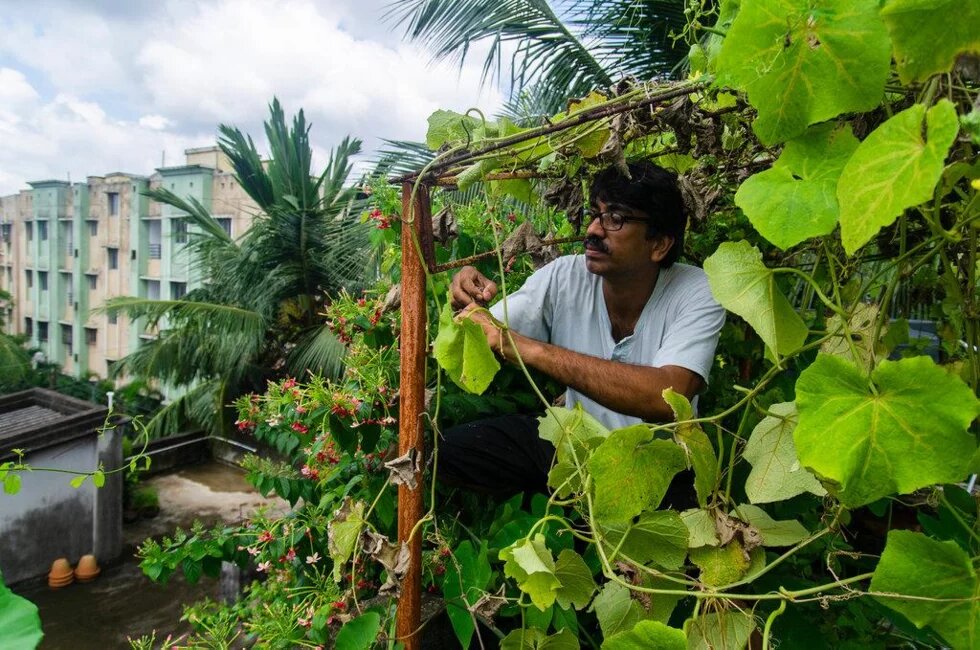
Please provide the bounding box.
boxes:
[939,491,980,548]
[763,601,787,649]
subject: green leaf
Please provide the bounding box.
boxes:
[335,611,382,650]
[0,569,43,649]
[871,530,979,649]
[685,611,757,650]
[735,124,859,248]
[680,509,719,549]
[3,473,21,495]
[552,91,611,158]
[500,534,560,611]
[432,302,501,394]
[690,542,754,587]
[743,402,826,504]
[704,241,807,356]
[329,414,357,455]
[589,426,686,523]
[539,406,609,464]
[426,109,484,150]
[327,499,366,582]
[70,475,86,489]
[92,470,105,489]
[837,100,959,254]
[601,511,689,570]
[554,549,596,611]
[735,505,808,547]
[663,389,718,507]
[881,0,980,83]
[591,582,645,638]
[444,541,492,649]
[715,0,890,144]
[794,354,980,507]
[603,620,686,650]
[820,303,887,371]
[500,627,579,650]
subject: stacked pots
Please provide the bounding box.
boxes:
[47,558,74,588]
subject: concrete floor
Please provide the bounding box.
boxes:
[14,462,287,649]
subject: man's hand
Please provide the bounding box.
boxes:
[450,266,498,310]
[459,303,516,361]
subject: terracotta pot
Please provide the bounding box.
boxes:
[48,558,74,588]
[74,554,101,582]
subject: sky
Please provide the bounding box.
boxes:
[0,0,504,195]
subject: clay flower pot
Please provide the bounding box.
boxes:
[48,557,74,588]
[74,554,101,582]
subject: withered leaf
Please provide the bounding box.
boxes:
[384,449,420,489]
[431,206,459,244]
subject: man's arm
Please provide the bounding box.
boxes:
[465,306,702,422]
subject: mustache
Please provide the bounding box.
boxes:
[583,235,608,253]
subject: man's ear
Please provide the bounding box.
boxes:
[648,235,675,263]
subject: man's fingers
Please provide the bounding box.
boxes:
[480,280,498,302]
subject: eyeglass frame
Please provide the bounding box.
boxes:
[586,208,650,232]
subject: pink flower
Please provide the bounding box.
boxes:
[285,547,296,561]
[295,405,307,414]
[246,546,260,556]
[306,552,320,565]
[258,530,274,543]
[257,561,272,572]
[282,378,297,389]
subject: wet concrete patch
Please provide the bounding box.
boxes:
[13,461,288,649]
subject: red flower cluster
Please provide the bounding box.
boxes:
[368,208,391,229]
[291,421,309,434]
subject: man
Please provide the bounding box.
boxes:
[439,161,725,495]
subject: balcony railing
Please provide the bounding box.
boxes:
[148,243,162,259]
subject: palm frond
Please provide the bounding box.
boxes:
[286,324,347,380]
[141,380,226,438]
[390,0,610,104]
[101,298,266,332]
[371,139,436,177]
[319,136,364,214]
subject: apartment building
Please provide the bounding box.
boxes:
[0,146,257,381]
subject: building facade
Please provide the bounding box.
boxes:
[0,146,257,381]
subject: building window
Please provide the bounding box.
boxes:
[173,218,188,244]
[87,274,97,290]
[171,281,187,300]
[108,247,118,270]
[61,223,73,256]
[148,220,162,259]
[38,221,48,241]
[24,317,32,338]
[108,312,118,325]
[107,192,120,216]
[85,327,97,346]
[38,321,48,343]
[143,279,161,300]
[216,218,232,237]
[25,222,33,242]
[62,324,73,356]
[0,223,11,242]
[39,271,48,291]
[88,221,98,237]
[25,270,32,289]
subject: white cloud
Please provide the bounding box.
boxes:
[0,0,505,195]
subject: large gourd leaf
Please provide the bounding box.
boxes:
[743,401,825,504]
[600,510,689,570]
[685,611,757,650]
[591,582,646,638]
[589,426,686,523]
[602,620,687,650]
[0,570,42,650]
[735,124,859,249]
[715,0,890,144]
[553,549,597,611]
[500,627,579,650]
[881,0,980,83]
[500,534,560,611]
[837,100,959,254]
[871,530,979,649]
[443,541,492,649]
[663,389,718,508]
[432,302,501,394]
[735,505,809,547]
[335,612,382,650]
[704,241,807,356]
[794,354,980,507]
[426,109,489,150]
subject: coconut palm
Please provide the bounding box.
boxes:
[391,0,690,117]
[106,100,372,436]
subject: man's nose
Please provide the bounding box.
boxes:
[585,215,606,237]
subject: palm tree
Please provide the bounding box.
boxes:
[106,100,372,436]
[390,0,690,117]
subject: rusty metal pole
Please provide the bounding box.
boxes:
[396,182,429,649]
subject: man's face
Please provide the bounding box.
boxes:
[583,199,673,279]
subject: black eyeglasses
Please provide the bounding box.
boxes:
[587,210,649,232]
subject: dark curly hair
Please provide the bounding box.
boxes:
[589,161,686,267]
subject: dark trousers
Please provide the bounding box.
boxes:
[437,414,553,496]
[437,413,698,509]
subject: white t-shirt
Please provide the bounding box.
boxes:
[489,255,726,430]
